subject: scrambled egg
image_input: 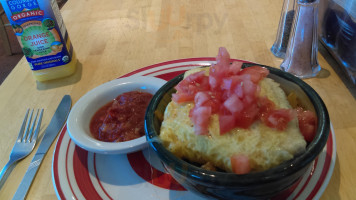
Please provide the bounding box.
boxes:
[159,68,306,172]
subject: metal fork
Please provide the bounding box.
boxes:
[0,109,44,188]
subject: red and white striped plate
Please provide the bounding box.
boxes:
[52,58,336,200]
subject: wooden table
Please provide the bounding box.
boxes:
[0,0,355,199]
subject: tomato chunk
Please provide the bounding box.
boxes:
[172,93,194,103]
[223,94,243,114]
[234,104,259,129]
[194,92,210,107]
[216,47,231,69]
[258,97,276,118]
[238,66,269,84]
[228,61,243,75]
[173,71,210,103]
[263,109,295,131]
[296,107,317,142]
[219,115,235,134]
[190,106,212,135]
[231,154,251,174]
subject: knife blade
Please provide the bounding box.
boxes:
[13,95,71,200]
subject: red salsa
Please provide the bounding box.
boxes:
[90,91,153,142]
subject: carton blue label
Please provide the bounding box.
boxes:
[7,0,39,14]
[0,0,73,71]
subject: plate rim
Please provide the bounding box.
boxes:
[52,57,336,200]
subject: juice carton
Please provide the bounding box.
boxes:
[0,0,77,81]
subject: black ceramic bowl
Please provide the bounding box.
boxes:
[145,64,330,199]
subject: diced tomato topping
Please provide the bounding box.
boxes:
[234,104,259,129]
[242,79,258,97]
[219,115,236,134]
[216,47,231,69]
[228,61,243,75]
[221,76,240,91]
[173,47,316,138]
[233,82,244,98]
[185,70,207,83]
[190,106,211,135]
[194,92,210,107]
[223,94,243,114]
[191,106,211,125]
[231,154,251,174]
[263,109,296,131]
[173,71,209,103]
[258,96,276,117]
[209,64,227,90]
[172,93,194,103]
[238,66,269,84]
[296,107,317,142]
[202,98,220,113]
[208,75,218,89]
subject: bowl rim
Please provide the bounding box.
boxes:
[67,76,167,154]
[145,64,330,185]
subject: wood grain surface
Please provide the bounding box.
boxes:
[0,0,355,199]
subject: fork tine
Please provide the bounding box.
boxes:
[22,109,34,142]
[30,109,44,143]
[26,109,39,142]
[16,109,30,142]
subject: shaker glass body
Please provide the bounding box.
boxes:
[271,0,296,58]
[280,0,321,78]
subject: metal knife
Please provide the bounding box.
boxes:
[13,95,71,200]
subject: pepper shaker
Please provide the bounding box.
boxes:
[271,0,296,58]
[280,0,321,78]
